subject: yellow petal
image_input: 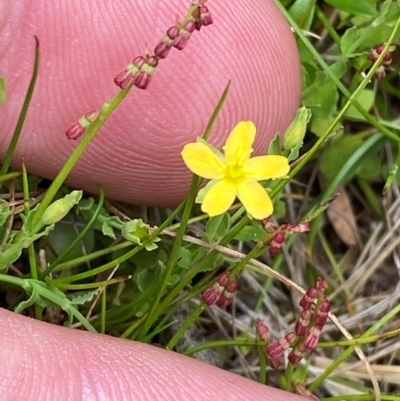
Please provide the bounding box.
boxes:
[181,142,225,179]
[237,179,273,220]
[243,155,290,180]
[223,121,256,165]
[201,179,237,217]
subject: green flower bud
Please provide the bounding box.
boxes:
[39,191,82,226]
[121,219,160,251]
[283,107,311,152]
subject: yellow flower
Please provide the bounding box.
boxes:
[181,121,290,219]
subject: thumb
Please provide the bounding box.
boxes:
[0,308,308,401]
[1,0,300,206]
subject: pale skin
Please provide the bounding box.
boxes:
[0,0,307,399]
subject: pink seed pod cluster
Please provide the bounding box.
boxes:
[66,1,213,140]
[263,217,311,255]
[369,43,396,80]
[202,272,238,308]
[257,278,330,368]
[115,1,213,90]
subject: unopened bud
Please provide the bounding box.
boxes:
[39,190,82,227]
[283,106,311,153]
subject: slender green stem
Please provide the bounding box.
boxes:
[324,395,400,401]
[138,174,199,338]
[0,171,22,183]
[308,301,400,392]
[101,288,107,334]
[184,339,265,356]
[137,82,231,339]
[284,362,295,391]
[166,304,205,350]
[0,273,96,332]
[32,89,129,228]
[272,1,400,142]
[49,201,185,284]
[257,345,268,384]
[0,37,39,191]
[269,3,400,200]
[158,215,250,313]
[50,277,128,290]
[39,187,106,279]
[230,244,264,277]
[315,7,341,45]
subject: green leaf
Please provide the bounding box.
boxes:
[289,0,316,29]
[372,0,395,27]
[42,218,95,263]
[268,133,282,155]
[234,224,267,242]
[70,288,101,305]
[205,213,230,242]
[77,197,123,239]
[357,154,382,179]
[177,247,193,269]
[302,71,338,120]
[77,197,95,212]
[340,26,359,57]
[329,59,348,79]
[344,89,375,121]
[0,225,54,270]
[272,198,286,219]
[310,116,342,137]
[324,0,376,16]
[0,199,11,228]
[320,136,381,182]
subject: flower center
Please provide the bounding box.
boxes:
[225,163,245,180]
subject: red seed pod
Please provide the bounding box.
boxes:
[65,111,99,140]
[216,291,234,308]
[288,349,303,365]
[114,68,136,89]
[316,278,328,292]
[373,65,386,80]
[202,287,221,305]
[225,278,238,293]
[65,121,86,141]
[266,337,291,359]
[255,319,272,342]
[184,20,196,33]
[267,355,282,369]
[262,217,278,233]
[285,331,298,345]
[304,327,321,350]
[274,232,285,244]
[166,26,180,40]
[154,41,172,59]
[199,5,213,27]
[293,384,321,401]
[134,71,152,90]
[173,29,192,50]
[218,272,230,287]
[299,287,318,310]
[193,4,213,30]
[295,310,311,336]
